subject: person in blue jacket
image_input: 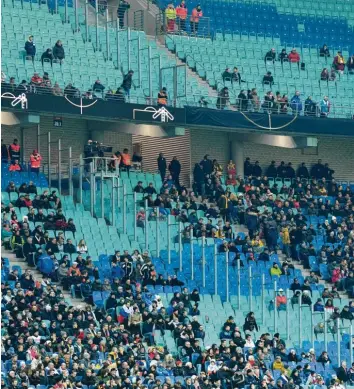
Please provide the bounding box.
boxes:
[24,35,36,60]
[290,91,302,113]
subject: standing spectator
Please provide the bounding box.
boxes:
[117,0,130,28]
[278,48,289,63]
[157,153,167,181]
[24,35,36,60]
[1,139,9,162]
[8,138,21,162]
[297,162,309,179]
[264,48,276,63]
[232,67,243,84]
[333,51,345,73]
[320,96,330,118]
[250,88,260,110]
[288,48,300,63]
[347,54,354,74]
[121,148,131,174]
[200,154,213,176]
[320,44,330,57]
[121,69,135,96]
[290,91,302,113]
[165,4,177,33]
[41,48,54,66]
[53,40,65,62]
[30,150,42,174]
[190,4,202,34]
[262,71,274,87]
[216,87,229,110]
[237,90,248,111]
[169,156,181,187]
[176,0,187,32]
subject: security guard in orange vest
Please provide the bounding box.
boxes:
[30,150,42,173]
[8,138,21,162]
[121,148,131,176]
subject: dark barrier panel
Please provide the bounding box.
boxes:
[1,94,186,125]
[185,107,354,136]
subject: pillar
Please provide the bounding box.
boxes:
[231,140,244,177]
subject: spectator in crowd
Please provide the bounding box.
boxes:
[117,0,130,28]
[333,51,345,73]
[262,71,274,87]
[169,156,181,187]
[41,48,54,66]
[320,96,330,118]
[157,87,168,106]
[288,48,300,63]
[290,91,302,113]
[176,0,187,32]
[30,72,42,86]
[250,88,260,110]
[121,69,135,96]
[8,138,20,162]
[165,3,177,32]
[199,96,208,107]
[157,152,167,181]
[279,48,289,63]
[347,54,354,74]
[262,90,275,111]
[9,159,22,172]
[264,48,276,63]
[321,68,329,81]
[64,83,79,97]
[1,76,16,93]
[304,96,317,116]
[222,67,232,83]
[216,87,229,110]
[190,4,202,33]
[297,162,309,178]
[92,79,105,95]
[232,67,244,85]
[237,90,248,111]
[24,35,36,60]
[121,148,132,174]
[29,150,42,173]
[53,40,65,62]
[320,44,330,57]
[53,82,63,96]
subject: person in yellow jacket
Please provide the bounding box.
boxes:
[272,356,286,373]
[165,4,176,33]
[281,226,290,258]
[270,262,282,277]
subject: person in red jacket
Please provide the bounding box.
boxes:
[9,159,22,172]
[30,150,42,174]
[190,4,202,34]
[288,48,300,63]
[8,138,21,162]
[176,0,188,32]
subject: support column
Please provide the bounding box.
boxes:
[231,140,244,177]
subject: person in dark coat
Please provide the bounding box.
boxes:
[169,156,181,187]
[266,161,277,177]
[23,237,38,267]
[243,312,259,333]
[200,154,213,176]
[25,35,36,59]
[121,69,135,96]
[264,217,278,252]
[244,157,253,176]
[297,162,309,179]
[53,40,65,61]
[252,161,262,177]
[157,153,167,181]
[277,161,288,178]
[319,44,330,57]
[311,159,325,179]
[246,209,258,239]
[193,163,204,196]
[337,361,349,383]
[286,162,295,178]
[41,48,54,66]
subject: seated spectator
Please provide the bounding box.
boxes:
[250,88,260,110]
[41,48,54,66]
[83,89,96,99]
[333,51,345,73]
[93,79,105,94]
[262,91,275,111]
[76,239,88,254]
[53,40,65,62]
[319,44,330,57]
[270,262,282,276]
[278,48,289,63]
[329,68,336,81]
[262,71,274,87]
[24,35,36,60]
[6,181,18,193]
[222,67,232,83]
[15,79,28,94]
[347,54,354,74]
[264,48,276,63]
[30,72,43,86]
[279,94,289,113]
[320,96,330,118]
[320,68,329,81]
[53,82,63,96]
[304,96,316,116]
[288,48,300,63]
[64,83,79,97]
[290,91,302,113]
[9,160,22,172]
[216,87,229,110]
[1,76,16,93]
[199,96,208,107]
[157,87,168,106]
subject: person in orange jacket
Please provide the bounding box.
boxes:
[8,138,21,162]
[121,148,131,175]
[176,0,188,32]
[288,48,300,63]
[30,150,42,173]
[9,160,22,172]
[276,288,287,310]
[190,4,202,34]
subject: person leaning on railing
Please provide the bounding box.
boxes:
[176,0,187,32]
[165,3,177,33]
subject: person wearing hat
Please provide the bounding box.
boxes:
[190,4,202,34]
[276,289,287,311]
[165,3,177,32]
